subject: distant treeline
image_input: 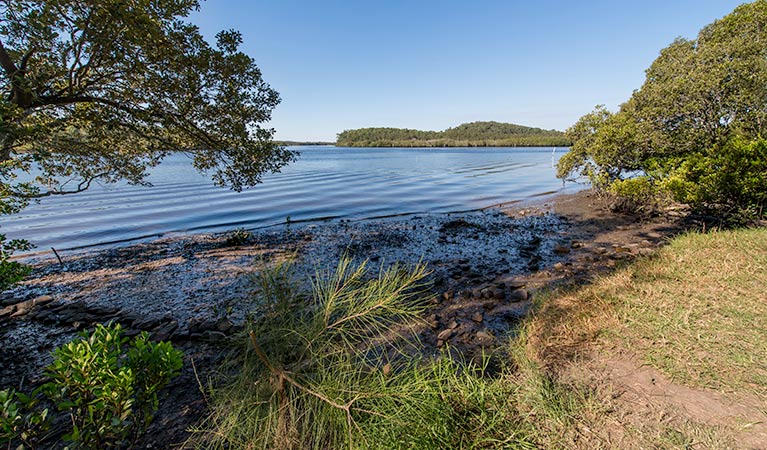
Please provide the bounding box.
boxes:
[336,121,571,147]
[276,141,335,146]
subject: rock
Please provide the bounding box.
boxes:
[553,245,571,255]
[442,291,454,301]
[637,248,655,257]
[481,288,493,299]
[471,312,483,323]
[475,331,494,342]
[152,320,179,342]
[595,247,609,255]
[8,295,55,318]
[571,241,584,249]
[215,318,234,334]
[491,288,505,300]
[471,289,482,299]
[447,320,459,330]
[505,280,526,290]
[0,305,16,318]
[437,329,454,341]
[553,262,565,271]
[202,330,227,341]
[509,289,529,302]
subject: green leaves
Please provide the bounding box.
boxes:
[43,322,184,448]
[558,1,767,219]
[0,388,50,448]
[0,0,294,214]
[0,233,32,291]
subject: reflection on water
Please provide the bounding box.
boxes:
[4,146,582,251]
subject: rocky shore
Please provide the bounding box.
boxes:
[0,190,690,447]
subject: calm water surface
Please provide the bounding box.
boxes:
[4,146,583,251]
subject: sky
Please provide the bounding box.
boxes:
[190,0,746,142]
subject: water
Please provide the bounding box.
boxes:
[3,146,582,251]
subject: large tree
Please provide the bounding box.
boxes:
[558,0,767,215]
[0,0,294,214]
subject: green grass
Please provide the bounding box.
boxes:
[612,229,767,395]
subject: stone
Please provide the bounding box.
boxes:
[202,330,227,341]
[0,305,16,318]
[152,320,179,342]
[476,331,494,342]
[437,329,454,341]
[508,289,529,302]
[471,312,483,323]
[442,291,454,301]
[553,262,565,271]
[505,280,526,290]
[553,245,571,255]
[447,320,458,330]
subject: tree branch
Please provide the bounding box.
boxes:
[0,39,19,77]
[17,173,107,198]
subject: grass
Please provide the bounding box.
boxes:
[189,228,767,449]
[520,227,767,447]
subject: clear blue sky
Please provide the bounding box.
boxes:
[190,0,746,141]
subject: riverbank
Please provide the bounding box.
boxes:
[1,190,693,447]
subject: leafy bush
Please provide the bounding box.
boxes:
[664,137,767,218]
[43,323,183,448]
[0,388,50,448]
[0,233,33,291]
[608,177,670,215]
[225,228,253,246]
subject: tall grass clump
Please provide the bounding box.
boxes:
[192,258,542,449]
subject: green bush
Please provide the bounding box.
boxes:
[0,233,32,291]
[608,176,670,215]
[43,323,183,448]
[0,388,50,448]
[664,137,767,218]
[225,228,253,246]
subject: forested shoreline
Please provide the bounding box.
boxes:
[336,121,571,147]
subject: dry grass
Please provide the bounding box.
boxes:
[517,227,767,448]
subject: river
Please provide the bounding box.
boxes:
[3,146,583,251]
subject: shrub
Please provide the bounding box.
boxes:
[43,323,183,448]
[0,388,50,448]
[664,137,767,218]
[0,234,33,291]
[225,228,253,246]
[607,176,670,215]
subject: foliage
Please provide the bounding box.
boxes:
[337,121,570,147]
[0,388,50,448]
[225,228,253,247]
[0,0,294,215]
[558,1,767,217]
[663,137,767,218]
[607,177,670,215]
[0,233,32,291]
[43,322,183,448]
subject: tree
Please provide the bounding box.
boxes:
[558,0,767,216]
[0,0,295,215]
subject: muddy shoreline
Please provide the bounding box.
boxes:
[0,190,690,448]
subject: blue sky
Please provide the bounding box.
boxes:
[190,1,746,141]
